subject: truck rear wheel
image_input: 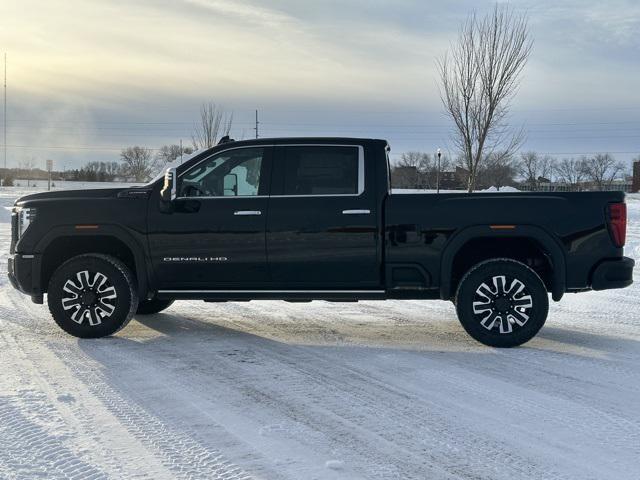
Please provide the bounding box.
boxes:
[48,254,138,338]
[455,258,548,347]
[136,299,174,315]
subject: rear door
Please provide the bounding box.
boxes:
[266,143,380,288]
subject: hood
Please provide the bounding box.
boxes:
[14,187,149,206]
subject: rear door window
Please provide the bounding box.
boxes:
[280,146,360,196]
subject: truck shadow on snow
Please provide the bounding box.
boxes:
[76,307,640,363]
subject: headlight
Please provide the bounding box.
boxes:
[15,207,37,238]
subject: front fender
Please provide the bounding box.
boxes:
[34,224,151,298]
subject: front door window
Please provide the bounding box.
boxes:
[179,148,263,198]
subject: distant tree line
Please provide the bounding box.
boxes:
[391,151,635,192]
[61,143,197,183]
[66,161,124,182]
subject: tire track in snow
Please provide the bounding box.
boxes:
[47,341,254,480]
[0,331,110,480]
[0,328,176,480]
[101,313,575,480]
[0,394,108,480]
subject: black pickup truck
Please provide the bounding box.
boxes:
[8,137,634,346]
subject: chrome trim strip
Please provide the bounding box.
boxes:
[270,193,362,198]
[176,143,366,200]
[21,254,35,259]
[342,209,371,215]
[175,195,268,200]
[158,290,385,294]
[234,210,262,216]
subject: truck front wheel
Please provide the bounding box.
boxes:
[48,254,138,338]
[455,258,548,347]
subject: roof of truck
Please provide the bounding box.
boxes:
[217,136,387,146]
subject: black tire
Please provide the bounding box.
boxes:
[136,299,174,315]
[48,254,138,338]
[455,258,548,348]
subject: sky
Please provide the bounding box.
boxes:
[1,0,639,170]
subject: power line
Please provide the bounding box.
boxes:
[4,119,640,129]
[6,144,137,152]
[388,150,640,157]
[6,129,640,142]
[6,142,637,157]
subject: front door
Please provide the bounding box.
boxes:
[266,144,380,288]
[147,146,271,289]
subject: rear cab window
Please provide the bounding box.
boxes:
[273,145,363,196]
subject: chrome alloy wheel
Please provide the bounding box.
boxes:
[61,270,117,326]
[472,275,533,334]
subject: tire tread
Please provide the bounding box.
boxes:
[47,254,138,337]
[455,258,548,347]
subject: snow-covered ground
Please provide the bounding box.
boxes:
[1,185,639,480]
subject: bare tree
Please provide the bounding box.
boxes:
[518,151,554,188]
[155,144,194,170]
[398,151,432,170]
[438,5,532,192]
[581,153,624,191]
[120,146,155,182]
[20,157,36,184]
[555,157,585,189]
[105,161,121,180]
[481,152,518,190]
[192,102,233,149]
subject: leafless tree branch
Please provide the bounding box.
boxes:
[192,102,234,149]
[438,4,532,191]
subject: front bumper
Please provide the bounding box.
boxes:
[7,254,43,303]
[591,256,635,291]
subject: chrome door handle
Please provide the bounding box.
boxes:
[234,210,262,216]
[342,209,371,215]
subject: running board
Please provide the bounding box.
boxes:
[156,289,387,301]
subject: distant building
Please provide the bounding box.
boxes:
[390,166,421,189]
[438,167,469,190]
[633,161,640,193]
[390,165,469,190]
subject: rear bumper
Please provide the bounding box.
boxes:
[7,254,43,303]
[591,256,635,291]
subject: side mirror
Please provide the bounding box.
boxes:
[160,167,177,202]
[224,173,238,196]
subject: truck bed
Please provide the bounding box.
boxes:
[384,190,625,295]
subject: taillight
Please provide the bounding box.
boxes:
[607,202,627,248]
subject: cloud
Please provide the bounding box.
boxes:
[183,0,294,28]
[1,0,639,167]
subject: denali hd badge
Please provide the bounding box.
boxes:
[163,256,228,263]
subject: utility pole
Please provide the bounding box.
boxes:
[179,139,183,164]
[436,148,441,194]
[46,159,52,191]
[254,109,259,139]
[3,53,6,174]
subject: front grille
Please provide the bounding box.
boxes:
[10,211,18,254]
